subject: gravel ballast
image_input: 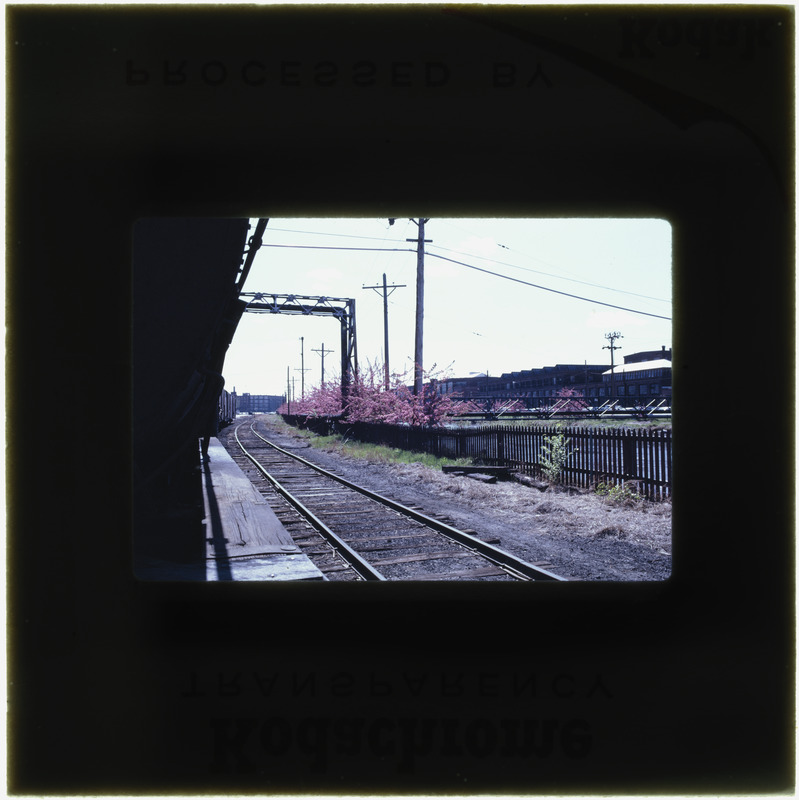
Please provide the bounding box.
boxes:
[226,416,672,582]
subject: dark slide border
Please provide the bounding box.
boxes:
[6,5,794,795]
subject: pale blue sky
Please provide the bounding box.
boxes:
[224,217,672,397]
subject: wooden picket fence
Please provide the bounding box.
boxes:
[434,424,672,501]
[281,416,672,500]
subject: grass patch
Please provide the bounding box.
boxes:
[317,435,472,469]
[266,416,471,469]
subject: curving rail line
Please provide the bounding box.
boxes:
[231,421,567,582]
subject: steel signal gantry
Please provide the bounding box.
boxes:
[241,293,358,400]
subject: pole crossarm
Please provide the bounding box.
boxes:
[603,331,623,399]
[362,274,406,389]
[311,343,335,386]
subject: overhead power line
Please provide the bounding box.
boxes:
[260,219,669,301]
[266,226,411,244]
[254,236,670,320]
[436,216,668,284]
[260,243,416,254]
[424,251,672,321]
[427,243,671,304]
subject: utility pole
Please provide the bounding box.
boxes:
[408,218,431,395]
[363,273,406,388]
[311,342,334,386]
[296,336,311,398]
[286,366,291,413]
[603,331,623,399]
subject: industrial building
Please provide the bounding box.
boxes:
[603,346,672,402]
[440,347,671,406]
[233,391,285,414]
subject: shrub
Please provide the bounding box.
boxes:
[539,426,577,483]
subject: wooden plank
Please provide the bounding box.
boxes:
[137,550,326,583]
[318,563,354,573]
[349,542,433,553]
[412,566,509,580]
[370,550,474,566]
[466,473,498,484]
[442,465,511,476]
[202,439,301,560]
[208,554,325,581]
[294,499,365,507]
[314,509,381,516]
[342,532,438,543]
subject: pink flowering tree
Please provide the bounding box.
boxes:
[345,361,461,426]
[551,386,588,412]
[278,380,343,417]
[279,360,462,427]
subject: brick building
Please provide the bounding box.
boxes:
[234,392,285,414]
[603,346,672,402]
[440,346,671,406]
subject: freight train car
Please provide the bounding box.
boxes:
[218,388,237,428]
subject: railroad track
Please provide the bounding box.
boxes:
[223,421,567,582]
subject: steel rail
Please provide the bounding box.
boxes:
[233,424,386,581]
[249,424,568,582]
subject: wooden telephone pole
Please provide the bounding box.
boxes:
[408,219,431,395]
[311,342,334,386]
[363,273,406,388]
[296,336,311,398]
[603,331,623,399]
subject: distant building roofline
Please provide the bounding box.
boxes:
[603,358,672,375]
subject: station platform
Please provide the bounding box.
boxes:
[135,439,324,581]
[201,439,324,581]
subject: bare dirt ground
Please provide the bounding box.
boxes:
[230,416,672,582]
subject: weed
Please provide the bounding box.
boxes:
[539,426,577,483]
[595,481,642,505]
